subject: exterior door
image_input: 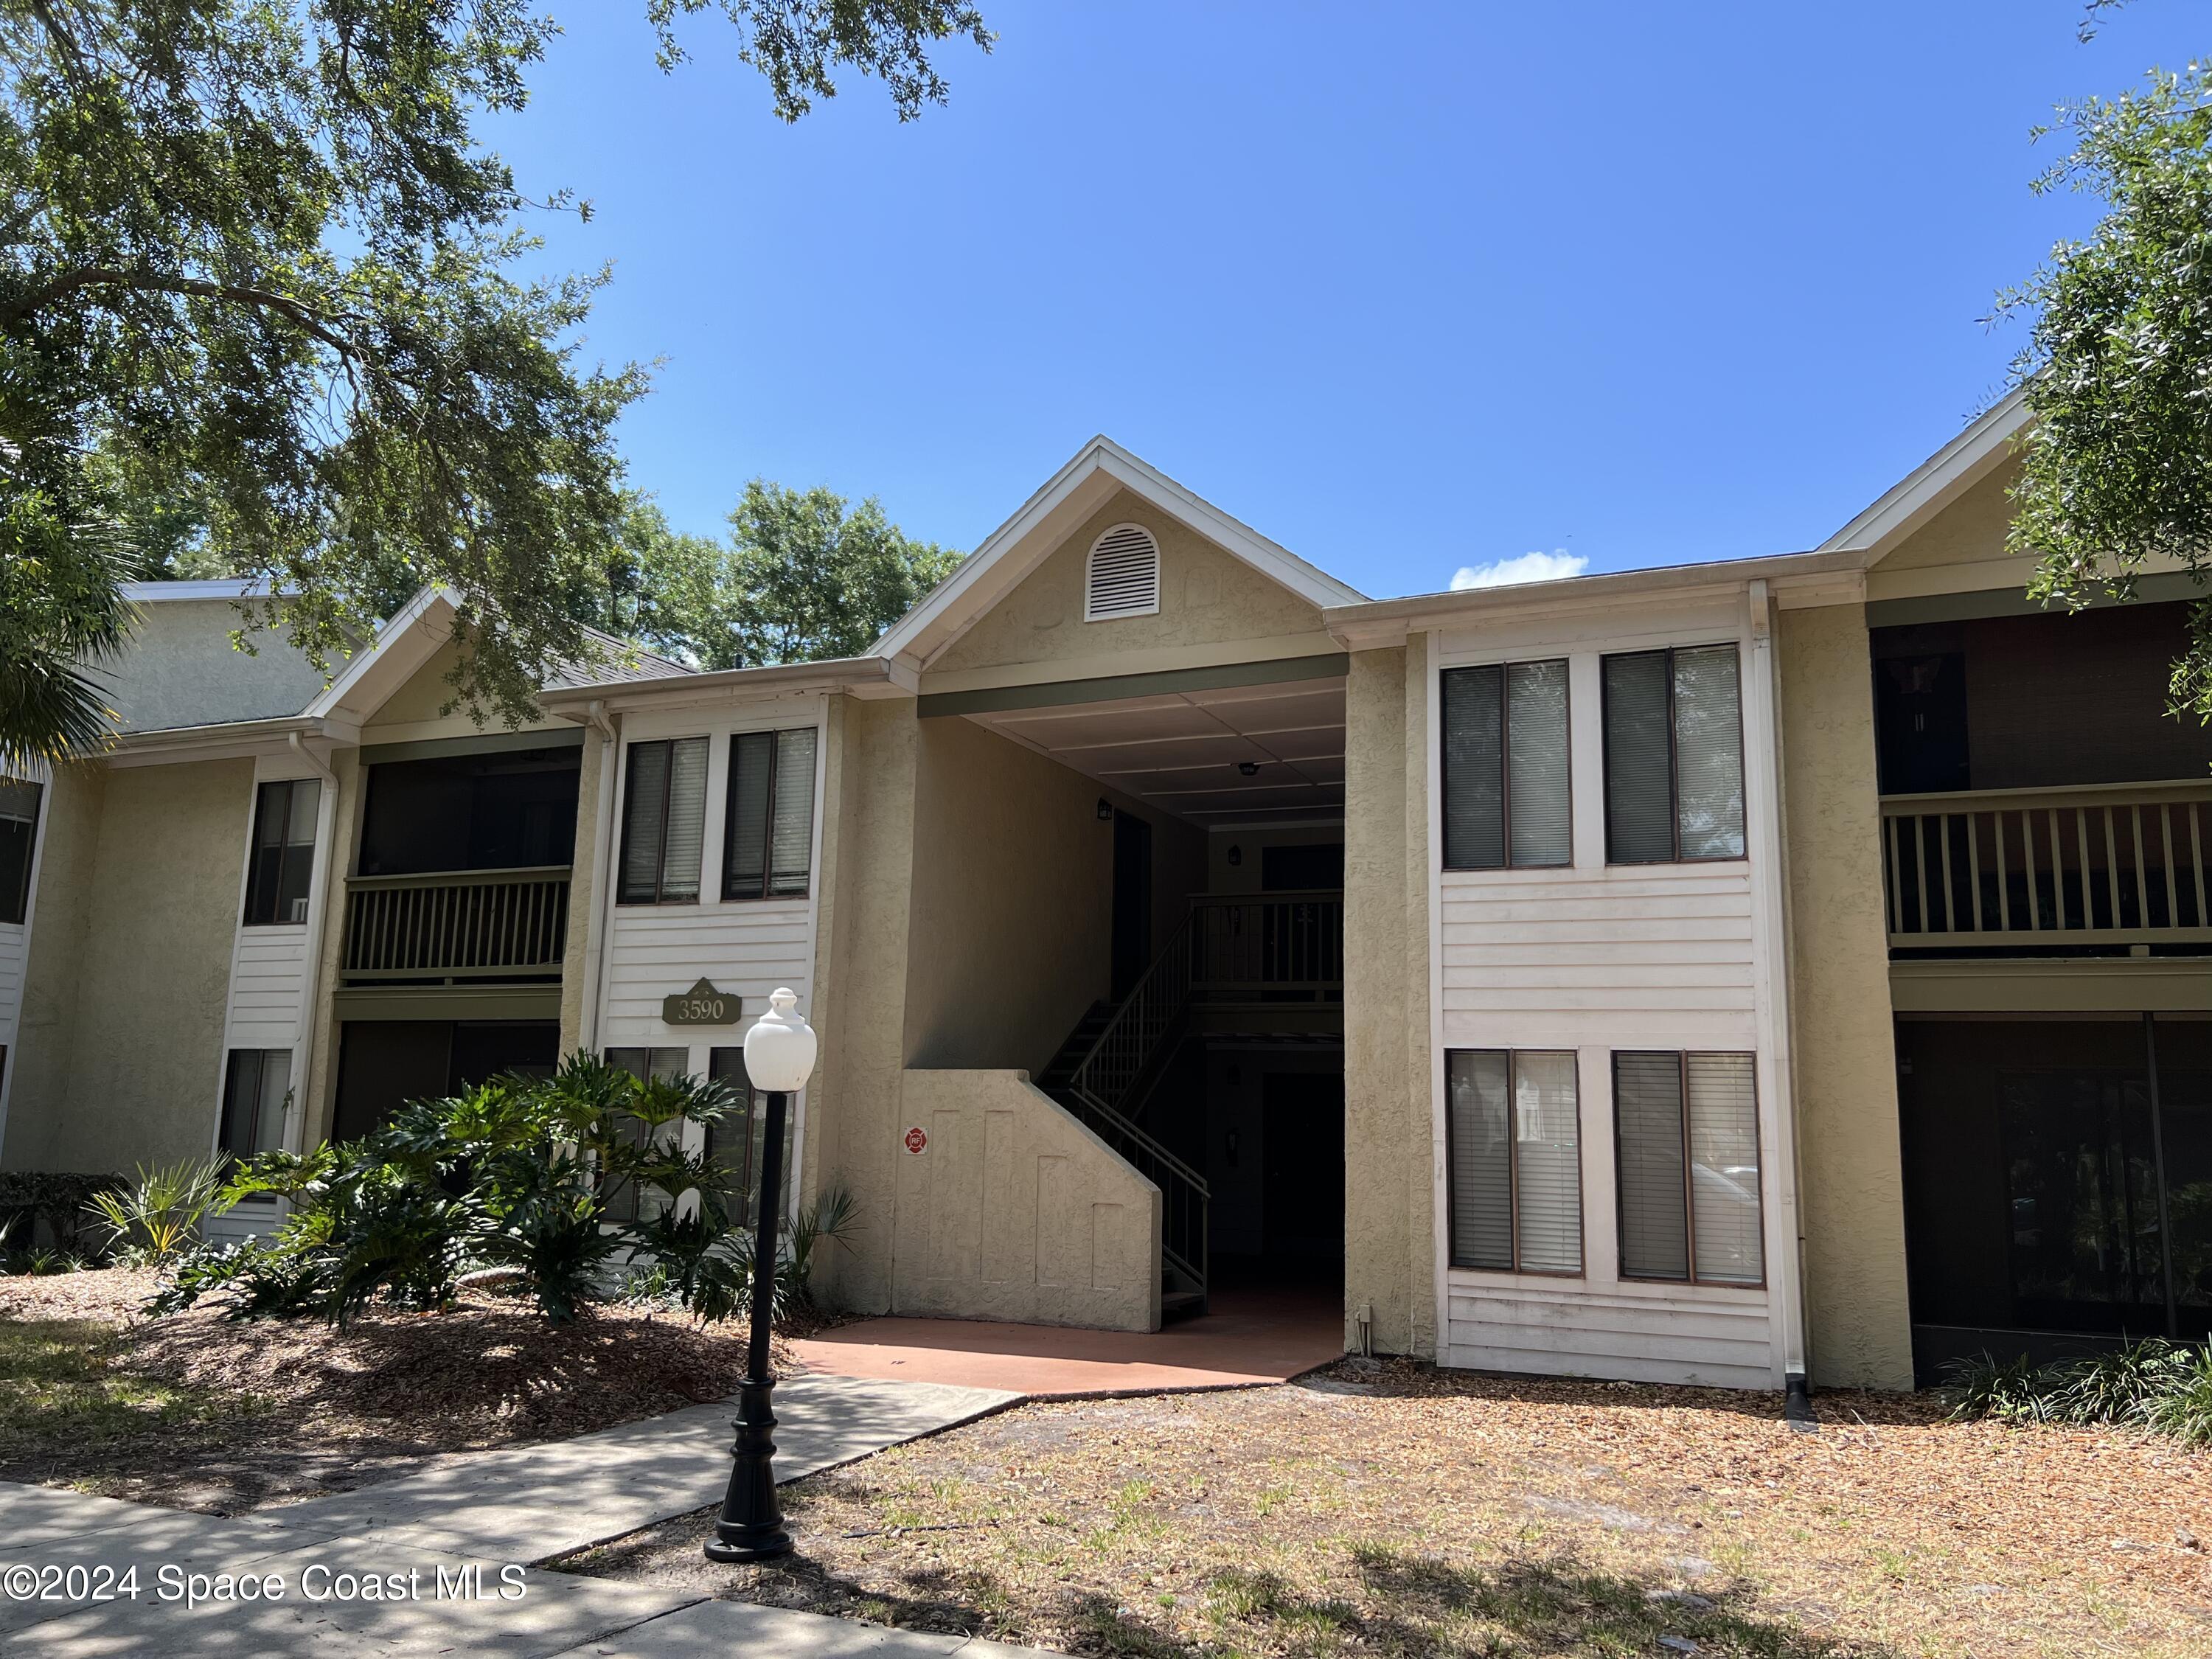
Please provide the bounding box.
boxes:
[1111,810,1152,1000]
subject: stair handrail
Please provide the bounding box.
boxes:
[1058,1081,1209,1197]
[1068,912,1195,1113]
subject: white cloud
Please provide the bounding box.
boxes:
[1449,549,1589,591]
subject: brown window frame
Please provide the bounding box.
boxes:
[1599,645,1747,866]
[242,778,319,927]
[1443,1047,1585,1279]
[720,728,817,902]
[1610,1048,1766,1289]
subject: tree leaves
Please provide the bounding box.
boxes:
[2003,61,2212,726]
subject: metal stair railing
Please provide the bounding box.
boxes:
[1062,916,1208,1301]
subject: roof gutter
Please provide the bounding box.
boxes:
[537,653,899,712]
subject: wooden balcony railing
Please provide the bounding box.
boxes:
[1190,891,1345,992]
[1880,781,2212,950]
[341,866,571,980]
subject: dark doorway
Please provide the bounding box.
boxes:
[1262,841,1344,892]
[332,1019,559,1143]
[1874,653,1969,796]
[1111,810,1153,999]
[1262,1070,1346,1273]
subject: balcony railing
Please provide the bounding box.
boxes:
[1880,781,2212,951]
[1190,891,1345,993]
[341,866,571,981]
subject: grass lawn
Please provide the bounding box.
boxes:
[0,1267,782,1512]
[559,1358,2212,1658]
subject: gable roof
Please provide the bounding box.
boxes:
[871,436,1366,672]
[1815,386,2030,566]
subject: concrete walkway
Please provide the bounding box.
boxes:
[790,1283,1344,1397]
[0,1374,1031,1658]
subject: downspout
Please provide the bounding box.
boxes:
[1746,582,1815,1426]
[575,700,620,1055]
[288,730,341,1155]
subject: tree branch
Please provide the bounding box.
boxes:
[0,268,359,360]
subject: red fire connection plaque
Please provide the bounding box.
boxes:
[903,1126,928,1155]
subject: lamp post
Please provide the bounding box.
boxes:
[705,986,817,1564]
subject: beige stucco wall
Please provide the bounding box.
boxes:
[902,717,1205,1077]
[361,638,568,744]
[1341,641,1436,1357]
[12,761,252,1171]
[891,1069,1161,1331]
[804,695,919,1313]
[1779,604,1914,1390]
[3,763,105,1170]
[1877,459,2021,573]
[926,490,1337,686]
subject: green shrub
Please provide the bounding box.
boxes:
[157,1052,779,1327]
[0,1172,125,1256]
[83,1161,223,1266]
[1947,1337,2212,1444]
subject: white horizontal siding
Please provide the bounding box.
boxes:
[1441,866,1755,1023]
[1447,1276,1776,1389]
[204,1199,282,1246]
[226,926,309,1050]
[0,922,25,1047]
[600,901,813,1039]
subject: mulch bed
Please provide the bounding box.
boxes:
[559,1355,2212,1658]
[0,1267,804,1514]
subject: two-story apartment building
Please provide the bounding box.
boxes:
[2,390,2203,1394]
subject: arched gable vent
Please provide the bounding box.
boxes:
[1085,523,1161,622]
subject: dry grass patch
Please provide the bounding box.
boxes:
[0,1267,796,1513]
[559,1358,2212,1658]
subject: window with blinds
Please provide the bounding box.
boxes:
[723,728,818,901]
[218,1048,292,1159]
[708,1046,797,1228]
[243,777,320,926]
[1441,660,1571,870]
[1601,645,1745,863]
[1613,1049,1764,1285]
[1445,1049,1582,1275]
[0,776,42,925]
[602,1046,689,1220]
[617,737,709,904]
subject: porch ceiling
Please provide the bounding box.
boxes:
[971,678,1346,827]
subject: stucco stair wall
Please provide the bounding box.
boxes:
[890,1069,1163,1332]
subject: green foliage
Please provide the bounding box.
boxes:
[1945,1337,2212,1441]
[599,484,961,669]
[162,1054,757,1326]
[81,1161,222,1266]
[0,1170,123,1256]
[2001,60,2212,726]
[0,1,990,757]
[702,1181,862,1323]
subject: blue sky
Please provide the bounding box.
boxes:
[489,1,2204,601]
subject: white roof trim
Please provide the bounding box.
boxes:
[872,436,1365,670]
[304,585,457,724]
[119,578,292,602]
[1816,386,2031,564]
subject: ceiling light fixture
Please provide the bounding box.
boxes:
[1237,761,1260,777]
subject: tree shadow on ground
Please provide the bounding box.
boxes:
[725,1539,1901,1658]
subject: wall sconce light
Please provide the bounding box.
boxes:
[1096,798,1113,821]
[1226,844,1243,867]
[1237,760,1260,776]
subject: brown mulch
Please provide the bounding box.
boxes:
[0,1267,803,1514]
[560,1355,2212,1659]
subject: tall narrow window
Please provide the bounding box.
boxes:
[708,1047,799,1228]
[243,778,320,925]
[1613,1050,1764,1285]
[723,728,818,900]
[618,737,709,904]
[219,1048,292,1159]
[1441,661,1571,870]
[0,777,42,925]
[1446,1049,1582,1274]
[602,1046,689,1220]
[1601,646,1745,863]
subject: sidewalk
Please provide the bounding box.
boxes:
[0,1373,1037,1658]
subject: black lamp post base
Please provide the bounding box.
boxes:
[705,1375,794,1563]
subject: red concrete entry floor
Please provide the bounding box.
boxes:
[787,1283,1344,1399]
